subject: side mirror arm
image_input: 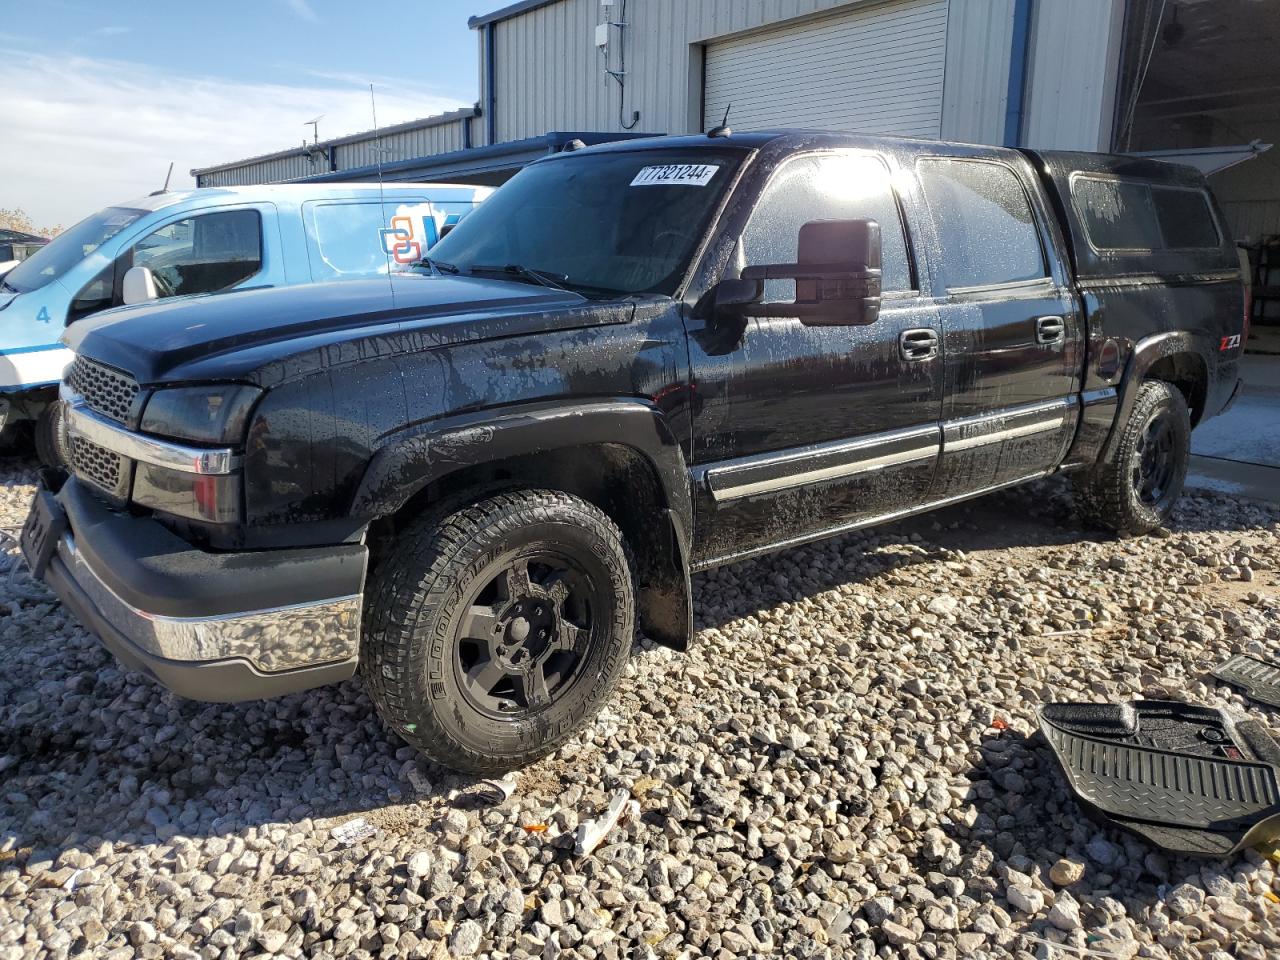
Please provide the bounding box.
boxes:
[691,276,763,323]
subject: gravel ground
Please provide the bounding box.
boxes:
[1,456,1278,960]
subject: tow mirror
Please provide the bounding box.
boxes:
[121,265,159,305]
[740,218,882,327]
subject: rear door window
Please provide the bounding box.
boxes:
[1071,177,1220,252]
[130,209,263,298]
[743,152,913,302]
[916,159,1046,289]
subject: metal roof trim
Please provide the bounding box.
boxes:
[468,0,565,29]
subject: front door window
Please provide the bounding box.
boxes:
[130,209,263,299]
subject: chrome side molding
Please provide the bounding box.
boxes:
[706,425,940,503]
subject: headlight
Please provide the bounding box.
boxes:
[140,384,261,445]
[130,384,260,524]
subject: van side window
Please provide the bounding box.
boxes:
[916,159,1046,289]
[130,210,262,298]
[1071,178,1220,252]
[305,200,430,280]
[1151,186,1220,249]
[743,153,912,300]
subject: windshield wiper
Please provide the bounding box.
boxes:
[0,278,17,294]
[418,257,459,275]
[468,263,571,292]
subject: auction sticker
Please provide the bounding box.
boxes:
[630,164,720,187]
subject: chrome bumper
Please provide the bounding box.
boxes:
[57,530,360,674]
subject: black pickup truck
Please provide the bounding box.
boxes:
[23,131,1245,774]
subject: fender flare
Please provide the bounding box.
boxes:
[1100,331,1209,466]
[350,398,695,649]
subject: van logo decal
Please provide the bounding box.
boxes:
[1219,334,1241,352]
[380,216,423,265]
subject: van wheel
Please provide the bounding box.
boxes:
[1072,380,1190,535]
[34,404,65,468]
[361,490,634,775]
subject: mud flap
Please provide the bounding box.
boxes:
[1213,654,1280,709]
[1038,701,1280,857]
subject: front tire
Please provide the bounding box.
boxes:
[361,490,634,775]
[34,403,65,468]
[1072,380,1190,535]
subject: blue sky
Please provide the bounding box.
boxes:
[1,0,489,227]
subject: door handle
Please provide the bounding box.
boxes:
[1036,315,1066,344]
[899,328,938,361]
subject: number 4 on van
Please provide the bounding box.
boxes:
[35,307,50,324]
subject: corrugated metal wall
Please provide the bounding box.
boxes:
[488,0,964,144]
[940,0,1015,144]
[337,118,469,169]
[1022,0,1125,150]
[196,114,477,187]
[199,154,316,187]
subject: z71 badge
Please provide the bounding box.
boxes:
[1220,333,1242,351]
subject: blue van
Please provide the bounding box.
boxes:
[0,182,490,457]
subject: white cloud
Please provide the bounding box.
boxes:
[279,0,320,23]
[0,47,469,228]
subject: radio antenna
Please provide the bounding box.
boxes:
[708,104,732,138]
[151,161,175,196]
[370,83,395,305]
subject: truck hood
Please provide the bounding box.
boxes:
[64,274,592,385]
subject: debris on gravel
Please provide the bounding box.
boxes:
[1,458,1278,959]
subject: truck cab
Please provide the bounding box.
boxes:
[0,182,490,457]
[23,132,1245,774]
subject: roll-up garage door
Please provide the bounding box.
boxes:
[703,0,949,139]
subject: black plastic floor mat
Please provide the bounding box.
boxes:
[1038,700,1280,857]
[1213,654,1280,709]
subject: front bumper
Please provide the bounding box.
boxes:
[39,478,367,702]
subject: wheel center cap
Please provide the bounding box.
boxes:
[497,600,558,671]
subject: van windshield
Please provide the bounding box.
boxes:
[423,148,744,297]
[3,207,146,294]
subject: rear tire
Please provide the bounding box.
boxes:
[1072,380,1190,535]
[360,489,634,775]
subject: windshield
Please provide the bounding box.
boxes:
[424,148,744,297]
[3,206,146,294]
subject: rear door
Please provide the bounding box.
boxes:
[914,155,1083,495]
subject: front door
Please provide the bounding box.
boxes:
[686,150,944,567]
[913,156,1083,495]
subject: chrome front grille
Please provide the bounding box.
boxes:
[69,434,125,496]
[67,356,139,425]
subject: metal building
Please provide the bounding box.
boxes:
[193,0,1279,314]
[194,0,1128,191]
